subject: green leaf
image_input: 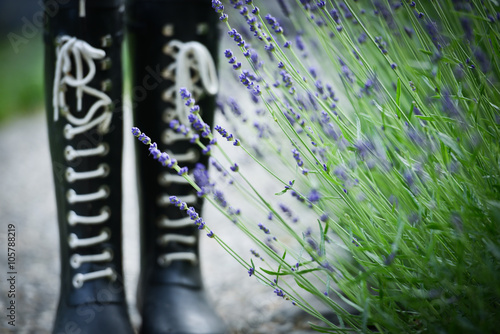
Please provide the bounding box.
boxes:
[437,132,464,159]
[426,223,445,231]
[396,78,401,107]
[319,220,326,257]
[419,49,433,55]
[294,277,316,295]
[275,180,294,196]
[309,323,355,333]
[484,239,500,260]
[415,115,437,121]
[259,267,322,276]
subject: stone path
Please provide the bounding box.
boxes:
[0,110,323,334]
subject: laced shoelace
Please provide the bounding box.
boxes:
[53,35,116,288]
[157,31,218,267]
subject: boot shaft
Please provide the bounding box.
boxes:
[44,0,127,305]
[127,0,219,288]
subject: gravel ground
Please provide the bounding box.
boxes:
[0,110,325,334]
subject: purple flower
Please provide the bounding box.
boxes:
[358,32,367,44]
[291,148,304,167]
[202,145,212,155]
[248,267,254,276]
[214,190,228,208]
[211,0,224,13]
[131,127,140,136]
[158,152,170,166]
[138,133,150,145]
[207,230,215,238]
[265,13,283,34]
[264,43,275,52]
[167,158,177,168]
[169,119,180,130]
[308,189,321,203]
[333,165,348,181]
[148,142,161,158]
[179,87,191,100]
[228,28,247,48]
[258,223,270,234]
[239,6,248,16]
[190,105,200,114]
[169,196,180,205]
[196,218,206,230]
[250,249,262,259]
[193,163,212,189]
[178,166,188,176]
[190,134,199,144]
[274,288,285,298]
[186,207,199,220]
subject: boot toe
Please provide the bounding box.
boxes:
[53,302,135,334]
[140,284,228,334]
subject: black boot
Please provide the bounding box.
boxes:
[44,1,134,333]
[127,1,227,333]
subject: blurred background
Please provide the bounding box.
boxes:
[0,1,44,123]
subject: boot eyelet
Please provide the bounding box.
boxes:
[100,142,110,156]
[67,210,79,226]
[196,23,209,35]
[101,206,111,218]
[100,163,110,177]
[100,57,112,70]
[70,253,82,269]
[64,124,74,140]
[101,185,111,199]
[104,248,114,262]
[161,66,174,80]
[72,273,85,289]
[65,167,75,183]
[162,24,174,37]
[64,145,76,161]
[162,108,176,122]
[101,34,113,48]
[101,79,112,92]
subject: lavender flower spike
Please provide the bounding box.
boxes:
[132,127,151,145]
[132,127,184,170]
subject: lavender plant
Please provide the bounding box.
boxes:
[134,1,500,332]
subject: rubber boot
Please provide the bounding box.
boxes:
[127,1,227,333]
[44,1,134,332]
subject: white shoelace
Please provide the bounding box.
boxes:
[162,39,218,126]
[157,36,218,266]
[53,35,116,288]
[53,36,113,137]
